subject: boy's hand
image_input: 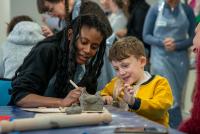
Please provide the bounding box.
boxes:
[102,96,113,105]
[123,84,135,105]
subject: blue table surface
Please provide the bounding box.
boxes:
[0,106,184,134]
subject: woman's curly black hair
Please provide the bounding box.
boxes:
[54,14,108,97]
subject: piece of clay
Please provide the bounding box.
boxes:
[65,104,82,114]
[80,93,104,111]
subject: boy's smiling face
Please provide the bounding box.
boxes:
[112,55,146,85]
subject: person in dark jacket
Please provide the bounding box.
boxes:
[143,0,195,128]
[126,0,149,40]
[116,0,150,59]
[10,14,108,108]
[126,0,150,60]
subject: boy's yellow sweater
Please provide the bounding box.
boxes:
[100,75,173,127]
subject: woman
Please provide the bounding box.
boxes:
[37,0,114,91]
[143,0,195,128]
[10,14,108,108]
[37,0,80,37]
[42,0,81,21]
[107,0,128,34]
[78,1,115,91]
[100,0,127,35]
[37,0,62,36]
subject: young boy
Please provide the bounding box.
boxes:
[100,36,173,127]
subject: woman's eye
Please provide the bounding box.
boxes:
[48,7,53,12]
[80,39,87,44]
[91,46,99,50]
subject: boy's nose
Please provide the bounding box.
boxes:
[118,68,126,76]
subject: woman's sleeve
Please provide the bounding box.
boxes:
[143,4,164,47]
[176,5,196,50]
[11,43,58,103]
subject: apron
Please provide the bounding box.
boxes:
[151,1,190,106]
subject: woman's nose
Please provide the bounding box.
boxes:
[83,45,90,53]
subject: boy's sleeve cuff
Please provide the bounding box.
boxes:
[128,98,141,110]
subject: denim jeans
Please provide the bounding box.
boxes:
[169,105,182,129]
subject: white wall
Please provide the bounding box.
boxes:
[0,0,42,45]
[10,0,41,23]
[0,0,159,45]
[146,0,158,5]
[0,0,10,44]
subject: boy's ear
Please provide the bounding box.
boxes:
[139,56,147,67]
[67,29,73,40]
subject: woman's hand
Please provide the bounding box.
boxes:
[102,96,113,105]
[115,29,127,38]
[163,37,176,51]
[61,88,82,107]
[41,25,54,37]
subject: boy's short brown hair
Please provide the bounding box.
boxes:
[109,36,146,61]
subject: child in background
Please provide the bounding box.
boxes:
[0,15,45,79]
[100,36,173,127]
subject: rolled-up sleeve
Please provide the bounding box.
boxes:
[11,42,58,104]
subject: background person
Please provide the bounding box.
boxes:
[143,0,196,128]
[0,15,45,79]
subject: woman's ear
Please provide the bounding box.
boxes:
[67,29,73,40]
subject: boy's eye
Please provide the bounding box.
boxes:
[121,64,129,68]
[114,68,119,71]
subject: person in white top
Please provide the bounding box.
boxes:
[100,0,127,36]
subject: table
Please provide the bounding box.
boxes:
[0,106,184,134]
